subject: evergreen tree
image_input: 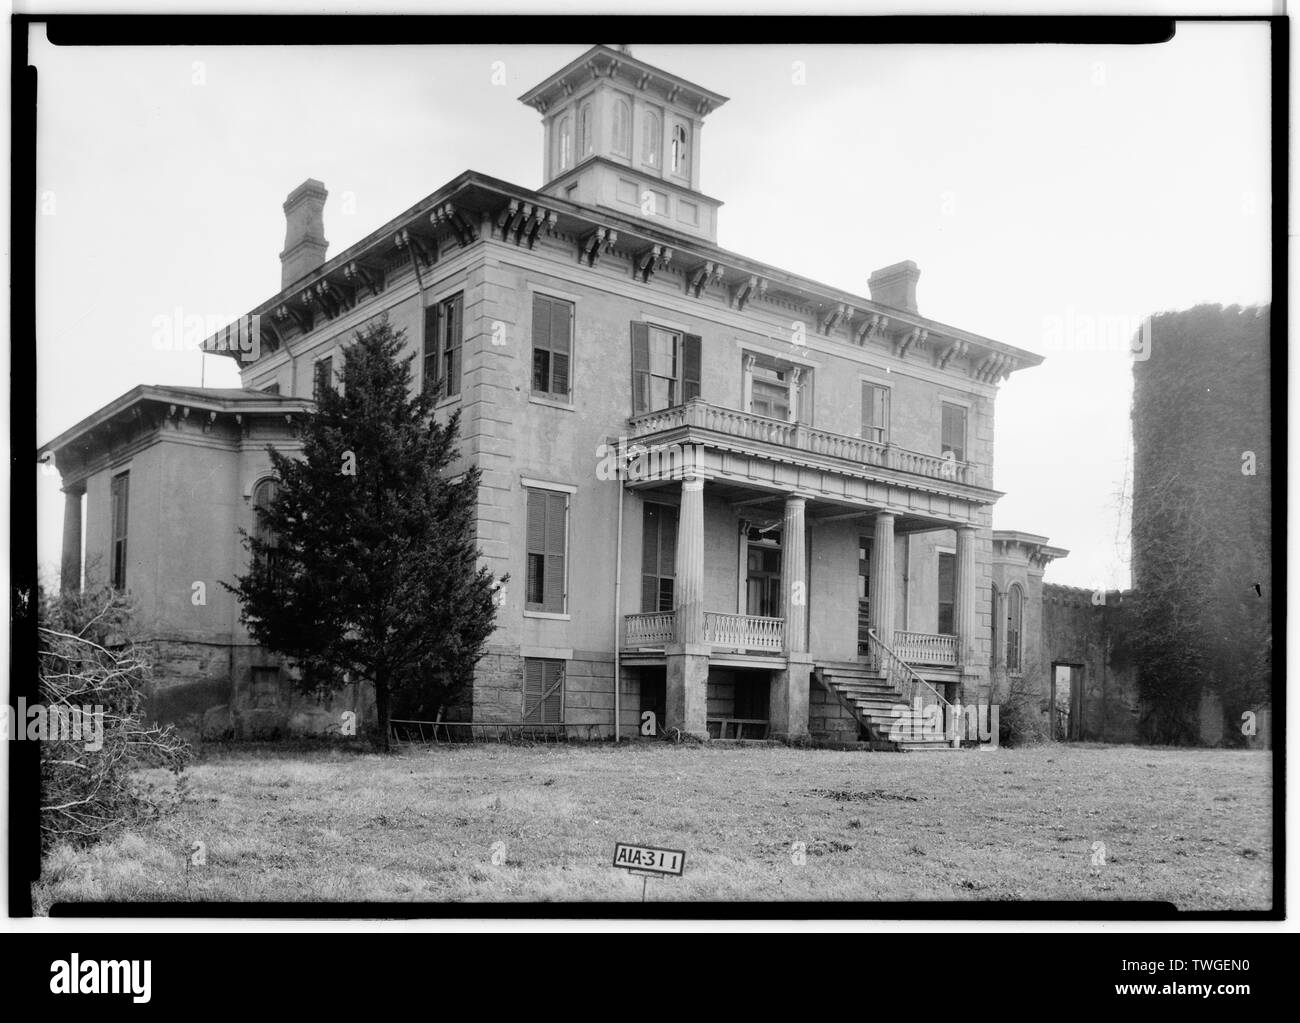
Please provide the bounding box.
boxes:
[227,320,502,750]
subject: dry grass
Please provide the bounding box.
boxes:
[32,742,1272,912]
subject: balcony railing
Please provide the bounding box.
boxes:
[629,400,976,486]
[892,629,958,667]
[704,612,784,653]
[623,611,784,653]
[623,611,676,648]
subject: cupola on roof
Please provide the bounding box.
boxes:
[519,44,729,243]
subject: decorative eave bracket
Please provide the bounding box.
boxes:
[732,275,768,312]
[579,226,618,267]
[635,244,672,284]
[687,260,722,299]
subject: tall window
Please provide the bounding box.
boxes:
[577,103,593,158]
[862,382,890,444]
[612,99,631,155]
[525,488,569,614]
[751,362,791,420]
[630,323,701,414]
[523,658,565,723]
[990,583,1001,668]
[937,552,956,635]
[671,124,689,175]
[532,294,573,398]
[557,116,572,171]
[1006,584,1024,674]
[641,503,677,612]
[941,402,967,462]
[744,354,811,425]
[643,111,661,168]
[110,471,129,590]
[313,356,333,400]
[422,302,439,396]
[253,478,282,581]
[425,293,465,399]
[746,543,782,618]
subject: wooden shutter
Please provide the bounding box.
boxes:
[532,295,552,392]
[524,659,565,723]
[550,299,571,396]
[445,295,463,397]
[526,490,546,607]
[641,503,678,612]
[543,491,567,613]
[423,303,440,395]
[682,333,702,402]
[111,472,129,589]
[630,322,650,413]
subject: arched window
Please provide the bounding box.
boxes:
[1006,584,1024,675]
[557,116,572,171]
[253,477,282,579]
[990,584,1001,668]
[671,124,689,175]
[611,99,631,155]
[643,111,661,168]
[577,103,593,158]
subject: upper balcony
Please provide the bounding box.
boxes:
[626,399,987,493]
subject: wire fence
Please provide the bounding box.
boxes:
[389,719,605,745]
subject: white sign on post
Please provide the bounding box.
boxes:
[613,843,686,901]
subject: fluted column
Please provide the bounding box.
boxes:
[60,487,83,595]
[781,495,807,654]
[955,525,978,670]
[673,474,705,646]
[868,511,896,649]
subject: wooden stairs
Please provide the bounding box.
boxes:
[812,661,958,752]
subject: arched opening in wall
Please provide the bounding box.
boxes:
[577,103,593,158]
[643,111,661,168]
[557,116,572,172]
[252,476,282,581]
[611,98,631,156]
[990,583,1001,670]
[671,123,689,175]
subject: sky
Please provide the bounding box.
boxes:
[31,28,1272,593]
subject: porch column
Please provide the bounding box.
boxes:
[772,494,811,741]
[955,524,978,670]
[780,495,807,654]
[868,511,896,649]
[673,475,706,646]
[666,473,709,739]
[60,486,83,595]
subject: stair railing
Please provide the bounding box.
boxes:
[865,628,954,717]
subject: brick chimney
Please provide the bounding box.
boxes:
[868,260,921,314]
[279,179,329,289]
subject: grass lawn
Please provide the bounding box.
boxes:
[33,742,1272,911]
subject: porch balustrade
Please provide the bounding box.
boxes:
[628,400,975,486]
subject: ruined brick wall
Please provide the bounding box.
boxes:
[1042,585,1139,743]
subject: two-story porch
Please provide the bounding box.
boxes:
[614,398,999,742]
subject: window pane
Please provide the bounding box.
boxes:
[532,349,550,392]
[648,330,676,377]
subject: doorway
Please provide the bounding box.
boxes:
[1049,662,1084,741]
